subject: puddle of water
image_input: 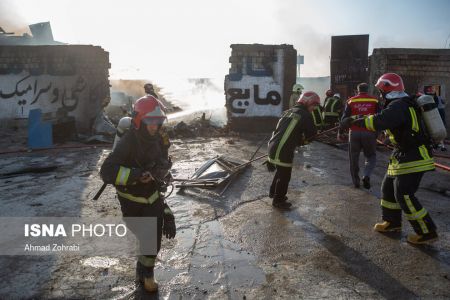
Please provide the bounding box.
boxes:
[80,256,119,268]
[197,220,266,287]
[304,163,327,177]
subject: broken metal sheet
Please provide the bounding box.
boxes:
[175,156,249,195]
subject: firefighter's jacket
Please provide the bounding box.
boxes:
[322,96,342,120]
[100,127,171,205]
[268,105,317,167]
[311,105,324,128]
[362,96,435,176]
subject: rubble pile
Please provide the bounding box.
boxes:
[166,114,238,139]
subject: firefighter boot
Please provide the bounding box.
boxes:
[362,176,370,189]
[373,221,401,232]
[136,261,145,283]
[272,196,292,210]
[136,262,158,293]
[144,277,159,293]
[407,231,438,245]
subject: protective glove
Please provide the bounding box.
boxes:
[162,207,176,239]
[263,160,276,172]
[352,118,365,128]
[340,117,354,130]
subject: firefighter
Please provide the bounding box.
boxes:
[311,104,325,130]
[342,73,438,244]
[100,95,176,292]
[322,90,343,127]
[144,83,159,99]
[338,83,381,189]
[289,83,304,108]
[144,83,168,111]
[266,91,319,209]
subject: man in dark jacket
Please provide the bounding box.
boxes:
[267,91,319,209]
[343,73,438,245]
[100,95,176,292]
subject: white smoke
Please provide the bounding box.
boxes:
[0,0,30,35]
[157,77,227,126]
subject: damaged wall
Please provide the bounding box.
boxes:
[330,35,369,100]
[370,48,450,135]
[0,45,110,133]
[224,44,296,131]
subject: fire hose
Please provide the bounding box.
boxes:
[94,126,342,200]
[232,125,342,166]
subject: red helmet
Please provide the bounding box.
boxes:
[375,73,404,93]
[325,89,333,97]
[424,86,434,94]
[297,91,320,106]
[132,95,167,129]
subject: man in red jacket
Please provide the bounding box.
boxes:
[338,83,381,189]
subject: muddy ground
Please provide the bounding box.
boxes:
[0,135,449,299]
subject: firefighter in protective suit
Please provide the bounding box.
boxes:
[144,83,159,99]
[267,91,319,209]
[289,83,304,108]
[100,95,176,292]
[342,73,438,244]
[322,90,342,127]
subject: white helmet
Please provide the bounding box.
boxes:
[333,93,341,98]
[292,83,304,93]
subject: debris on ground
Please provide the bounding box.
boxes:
[166,113,239,138]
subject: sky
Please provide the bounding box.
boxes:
[1,0,450,80]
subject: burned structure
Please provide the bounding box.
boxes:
[330,35,450,136]
[330,35,369,100]
[0,23,110,135]
[224,44,297,131]
[370,48,450,135]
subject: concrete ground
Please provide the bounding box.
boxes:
[0,135,449,299]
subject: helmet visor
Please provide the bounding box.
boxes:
[142,117,166,126]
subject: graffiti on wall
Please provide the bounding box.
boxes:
[225,49,284,118]
[225,76,283,117]
[0,72,87,118]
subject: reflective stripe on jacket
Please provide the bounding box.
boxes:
[100,128,170,201]
[323,96,342,118]
[268,105,317,167]
[311,106,324,127]
[361,97,434,176]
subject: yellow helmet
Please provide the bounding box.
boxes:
[292,83,304,93]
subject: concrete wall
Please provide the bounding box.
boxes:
[224,44,296,131]
[0,45,110,133]
[369,48,450,136]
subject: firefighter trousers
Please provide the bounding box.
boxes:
[348,131,377,186]
[270,166,292,202]
[118,195,163,278]
[380,172,437,235]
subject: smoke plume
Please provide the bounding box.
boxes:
[0,0,30,35]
